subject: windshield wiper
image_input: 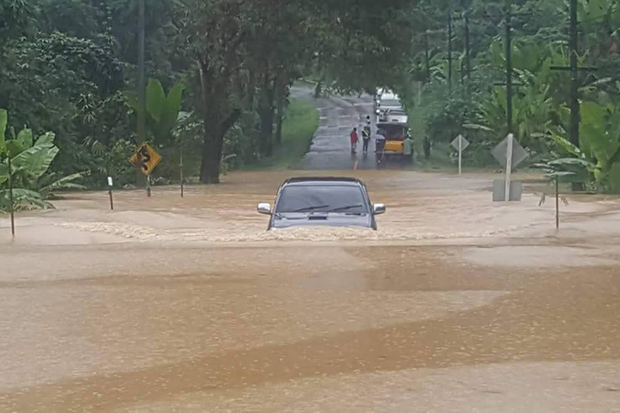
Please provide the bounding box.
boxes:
[291,204,330,213]
[328,204,364,212]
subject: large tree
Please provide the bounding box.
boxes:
[176,0,419,183]
[176,0,248,183]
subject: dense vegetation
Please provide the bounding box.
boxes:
[1,0,620,210]
[399,0,620,192]
[0,0,416,202]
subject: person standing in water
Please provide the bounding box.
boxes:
[374,129,386,163]
[362,124,372,154]
[350,127,359,153]
[403,132,414,164]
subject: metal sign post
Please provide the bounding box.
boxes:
[451,134,470,175]
[504,133,514,203]
[492,134,528,202]
[459,135,463,175]
[555,177,560,229]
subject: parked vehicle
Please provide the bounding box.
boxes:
[379,108,408,124]
[376,121,413,162]
[375,91,402,121]
[257,177,386,230]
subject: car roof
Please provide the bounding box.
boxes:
[283,177,364,187]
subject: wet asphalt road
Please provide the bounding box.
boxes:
[291,86,379,170]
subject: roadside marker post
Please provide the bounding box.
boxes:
[107,176,114,211]
[451,134,470,175]
[7,152,15,237]
[491,134,528,202]
[180,149,184,198]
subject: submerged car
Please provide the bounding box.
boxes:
[257,177,386,230]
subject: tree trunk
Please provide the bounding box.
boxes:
[275,79,288,145]
[200,126,223,184]
[258,68,276,157]
[247,69,256,109]
[198,63,226,184]
[275,95,284,145]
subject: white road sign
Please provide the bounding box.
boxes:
[451,134,470,151]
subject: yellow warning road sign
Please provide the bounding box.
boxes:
[129,143,162,176]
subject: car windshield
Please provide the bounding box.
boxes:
[380,99,400,107]
[276,185,368,214]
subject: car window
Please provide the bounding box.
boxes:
[276,185,368,213]
[380,100,401,108]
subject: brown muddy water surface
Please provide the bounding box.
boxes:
[1,170,620,412]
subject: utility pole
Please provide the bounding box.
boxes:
[424,30,431,83]
[137,0,147,189]
[569,0,579,148]
[448,14,453,94]
[464,10,471,79]
[505,5,513,134]
[550,2,596,189]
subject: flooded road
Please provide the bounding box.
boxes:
[1,170,620,412]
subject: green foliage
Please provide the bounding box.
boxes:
[259,98,319,169]
[0,109,6,155]
[578,101,620,192]
[127,78,186,146]
[0,188,51,211]
[0,114,86,211]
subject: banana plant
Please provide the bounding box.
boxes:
[1,109,87,210]
[579,101,620,193]
[126,79,185,146]
[539,100,620,193]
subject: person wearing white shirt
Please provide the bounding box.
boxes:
[374,130,386,162]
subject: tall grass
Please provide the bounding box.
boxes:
[258,98,319,169]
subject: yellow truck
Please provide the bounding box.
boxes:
[376,120,413,163]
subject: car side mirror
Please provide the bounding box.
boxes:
[373,203,386,215]
[257,203,272,215]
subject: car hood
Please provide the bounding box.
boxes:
[271,213,373,229]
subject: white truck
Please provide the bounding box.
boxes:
[375,90,402,122]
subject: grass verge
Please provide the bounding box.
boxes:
[255,98,319,169]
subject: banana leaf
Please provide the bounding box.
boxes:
[16,128,33,151]
[146,79,166,123]
[0,160,7,186]
[35,132,56,147]
[0,109,6,154]
[0,188,52,211]
[40,171,88,199]
[11,145,60,181]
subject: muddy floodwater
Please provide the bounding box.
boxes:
[1,170,620,412]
